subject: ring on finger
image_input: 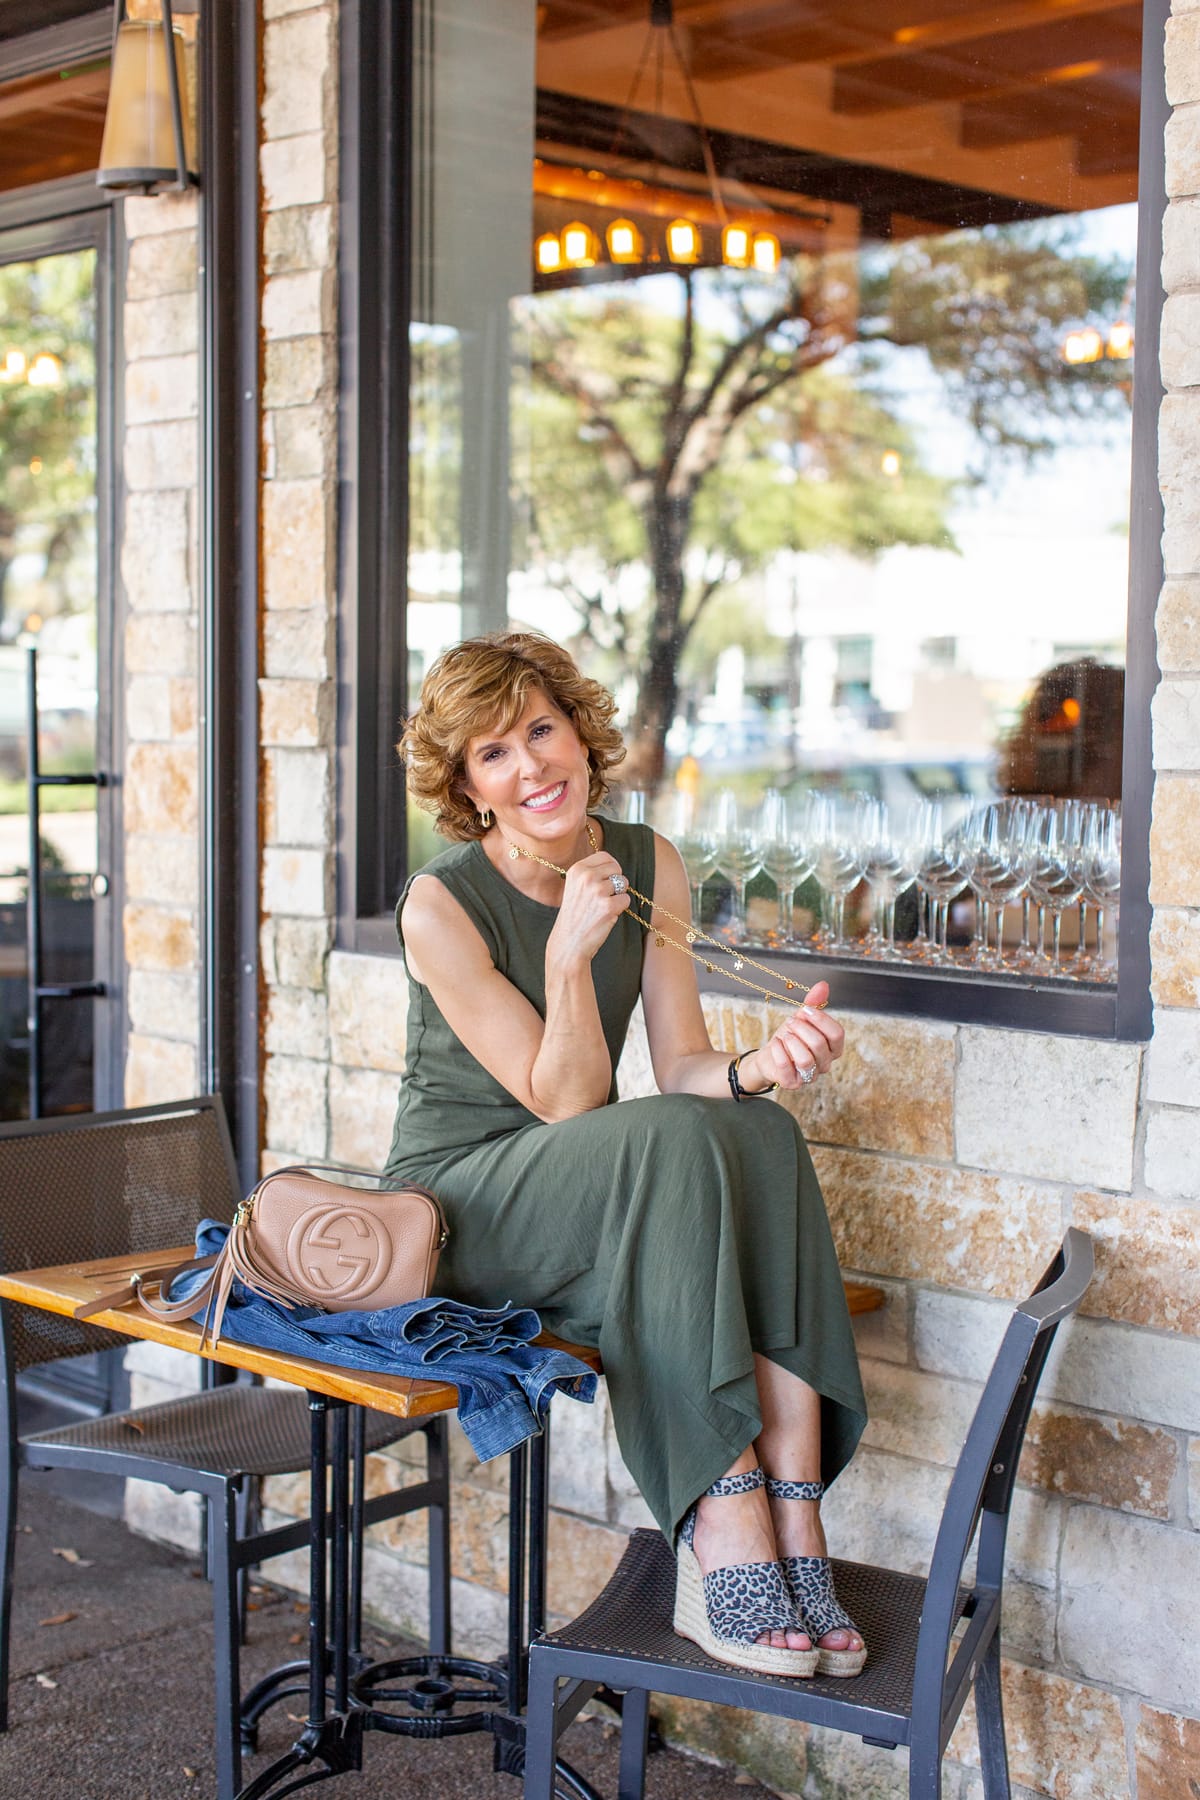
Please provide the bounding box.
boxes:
[799,1065,817,1086]
[609,873,629,895]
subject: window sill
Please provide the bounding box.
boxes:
[697,948,1129,1038]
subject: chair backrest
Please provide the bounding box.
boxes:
[913,1228,1094,1707]
[0,1096,240,1377]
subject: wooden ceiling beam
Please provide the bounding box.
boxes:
[833,40,1139,116]
[960,78,1140,148]
[827,0,1139,67]
[686,0,1139,81]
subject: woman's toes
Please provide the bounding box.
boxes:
[757,1628,812,1652]
[819,1628,852,1650]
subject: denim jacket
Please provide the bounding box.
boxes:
[177,1221,597,1462]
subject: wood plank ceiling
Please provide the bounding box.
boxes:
[536,0,1143,223]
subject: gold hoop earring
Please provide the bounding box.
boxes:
[479,808,492,829]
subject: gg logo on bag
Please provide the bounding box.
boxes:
[287,1206,391,1301]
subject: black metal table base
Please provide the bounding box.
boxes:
[235,1394,602,1800]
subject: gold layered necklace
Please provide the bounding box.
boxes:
[501,820,812,1009]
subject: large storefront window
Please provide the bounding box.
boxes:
[349,0,1156,1027]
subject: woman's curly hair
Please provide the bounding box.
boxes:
[399,632,627,841]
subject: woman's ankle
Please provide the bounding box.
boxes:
[767,1493,828,1561]
[692,1484,779,1576]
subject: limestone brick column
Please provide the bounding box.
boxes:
[259,0,339,1164]
[119,192,201,1104]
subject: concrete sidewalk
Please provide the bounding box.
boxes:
[0,1486,781,1800]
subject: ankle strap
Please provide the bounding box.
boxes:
[703,1468,765,1499]
[765,1476,824,1501]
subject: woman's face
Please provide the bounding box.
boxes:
[461,688,591,843]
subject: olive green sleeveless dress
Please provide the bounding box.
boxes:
[383,818,866,1539]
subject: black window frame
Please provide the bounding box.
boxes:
[337,0,1166,1042]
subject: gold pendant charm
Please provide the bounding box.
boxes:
[685,929,697,944]
[508,845,520,860]
[733,958,744,971]
[704,961,714,974]
[655,934,666,948]
[785,980,795,990]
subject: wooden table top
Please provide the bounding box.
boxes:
[0,1249,601,1422]
[0,1251,879,1423]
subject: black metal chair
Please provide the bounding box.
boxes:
[0,1096,451,1800]
[523,1228,1094,1800]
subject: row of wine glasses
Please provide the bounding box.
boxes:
[658,789,1120,980]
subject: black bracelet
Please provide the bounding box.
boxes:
[727,1052,778,1102]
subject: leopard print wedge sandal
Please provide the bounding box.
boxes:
[765,1476,867,1677]
[674,1469,818,1678]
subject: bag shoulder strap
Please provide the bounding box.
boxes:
[74,1252,220,1324]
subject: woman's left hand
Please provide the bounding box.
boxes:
[741,980,845,1093]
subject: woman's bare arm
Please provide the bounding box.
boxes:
[402,857,628,1123]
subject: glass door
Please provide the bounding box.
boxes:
[0,222,115,1123]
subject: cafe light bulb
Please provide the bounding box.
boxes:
[1107,320,1134,359]
[561,222,598,268]
[27,353,63,388]
[751,231,781,274]
[666,219,700,264]
[1063,327,1103,365]
[1,350,27,382]
[535,232,563,274]
[721,225,751,268]
[606,218,643,264]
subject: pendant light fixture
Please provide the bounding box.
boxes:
[605,0,776,275]
[97,0,198,194]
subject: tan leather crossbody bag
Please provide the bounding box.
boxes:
[74,1164,448,1348]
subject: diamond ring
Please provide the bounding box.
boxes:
[610,873,629,895]
[799,1066,817,1086]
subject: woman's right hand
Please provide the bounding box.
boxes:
[547,849,632,969]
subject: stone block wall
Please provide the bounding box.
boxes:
[258,0,340,1172]
[119,190,202,1108]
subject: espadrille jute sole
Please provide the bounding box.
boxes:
[673,1541,818,1678]
[814,1642,867,1677]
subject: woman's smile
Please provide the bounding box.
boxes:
[521,781,568,813]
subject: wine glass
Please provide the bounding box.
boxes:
[760,790,815,945]
[1078,805,1121,976]
[1027,802,1084,973]
[811,793,869,953]
[667,791,718,928]
[860,800,921,961]
[914,799,969,964]
[963,800,1035,967]
[713,789,765,943]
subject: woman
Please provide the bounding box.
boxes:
[385,631,868,1679]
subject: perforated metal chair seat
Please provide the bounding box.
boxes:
[541,1528,961,1725]
[22,1382,414,1481]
